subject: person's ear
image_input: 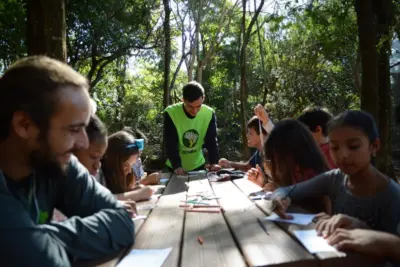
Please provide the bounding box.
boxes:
[12,111,39,140]
[371,139,380,156]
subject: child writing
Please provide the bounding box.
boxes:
[219,116,267,171]
[102,130,154,201]
[260,119,331,213]
[245,104,275,184]
[123,127,161,185]
[297,107,336,168]
[54,116,138,221]
[325,227,400,261]
[250,119,329,190]
[272,110,400,237]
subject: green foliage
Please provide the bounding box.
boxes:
[0,0,26,71]
[1,0,394,165]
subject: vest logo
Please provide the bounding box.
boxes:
[183,129,199,148]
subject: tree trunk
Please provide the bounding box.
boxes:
[163,0,171,109]
[376,0,394,177]
[239,0,249,159]
[27,0,66,61]
[355,0,379,122]
[239,0,265,159]
[162,0,171,159]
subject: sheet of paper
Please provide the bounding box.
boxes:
[160,178,169,184]
[188,170,206,176]
[293,230,338,254]
[118,248,172,267]
[137,204,155,211]
[132,215,147,221]
[264,213,316,226]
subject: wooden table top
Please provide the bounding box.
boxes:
[93,173,382,267]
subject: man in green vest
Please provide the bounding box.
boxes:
[164,81,221,175]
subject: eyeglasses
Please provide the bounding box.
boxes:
[126,139,144,151]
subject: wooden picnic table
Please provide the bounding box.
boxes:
[88,173,382,267]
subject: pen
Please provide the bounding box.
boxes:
[282,184,296,200]
[271,184,296,212]
[257,218,269,234]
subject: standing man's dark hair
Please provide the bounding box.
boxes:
[182,81,205,102]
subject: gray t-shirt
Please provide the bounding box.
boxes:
[273,169,400,235]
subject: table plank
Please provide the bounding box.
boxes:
[210,181,318,267]
[181,177,246,267]
[233,178,382,267]
[133,174,189,267]
[133,173,171,234]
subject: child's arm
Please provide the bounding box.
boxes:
[327,228,400,261]
[254,104,274,134]
[219,158,252,171]
[115,186,153,202]
[273,170,338,200]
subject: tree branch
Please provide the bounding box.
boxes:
[390,61,400,69]
[245,0,265,41]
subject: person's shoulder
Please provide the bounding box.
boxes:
[316,168,345,182]
[386,179,400,197]
[66,155,90,180]
[201,104,215,113]
[164,102,182,112]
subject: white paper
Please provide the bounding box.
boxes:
[264,213,316,226]
[188,170,206,176]
[118,248,172,267]
[137,204,155,211]
[132,215,147,221]
[293,230,338,254]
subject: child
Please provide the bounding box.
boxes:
[326,227,400,261]
[297,107,337,168]
[124,127,161,185]
[74,114,108,179]
[219,116,267,171]
[272,110,400,237]
[260,119,329,190]
[245,104,275,184]
[102,130,153,201]
[54,116,138,221]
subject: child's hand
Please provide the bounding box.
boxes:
[271,196,292,219]
[175,167,186,176]
[326,228,399,258]
[119,200,137,218]
[218,158,230,168]
[316,214,367,237]
[141,172,161,185]
[210,164,222,171]
[263,182,277,192]
[254,104,269,124]
[246,166,264,187]
[312,212,331,223]
[139,186,154,200]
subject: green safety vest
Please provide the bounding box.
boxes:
[165,103,213,171]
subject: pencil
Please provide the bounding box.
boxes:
[185,209,221,213]
[282,184,296,200]
[257,218,268,234]
[179,204,220,208]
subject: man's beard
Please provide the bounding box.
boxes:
[30,141,68,180]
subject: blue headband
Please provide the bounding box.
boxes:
[126,139,144,151]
